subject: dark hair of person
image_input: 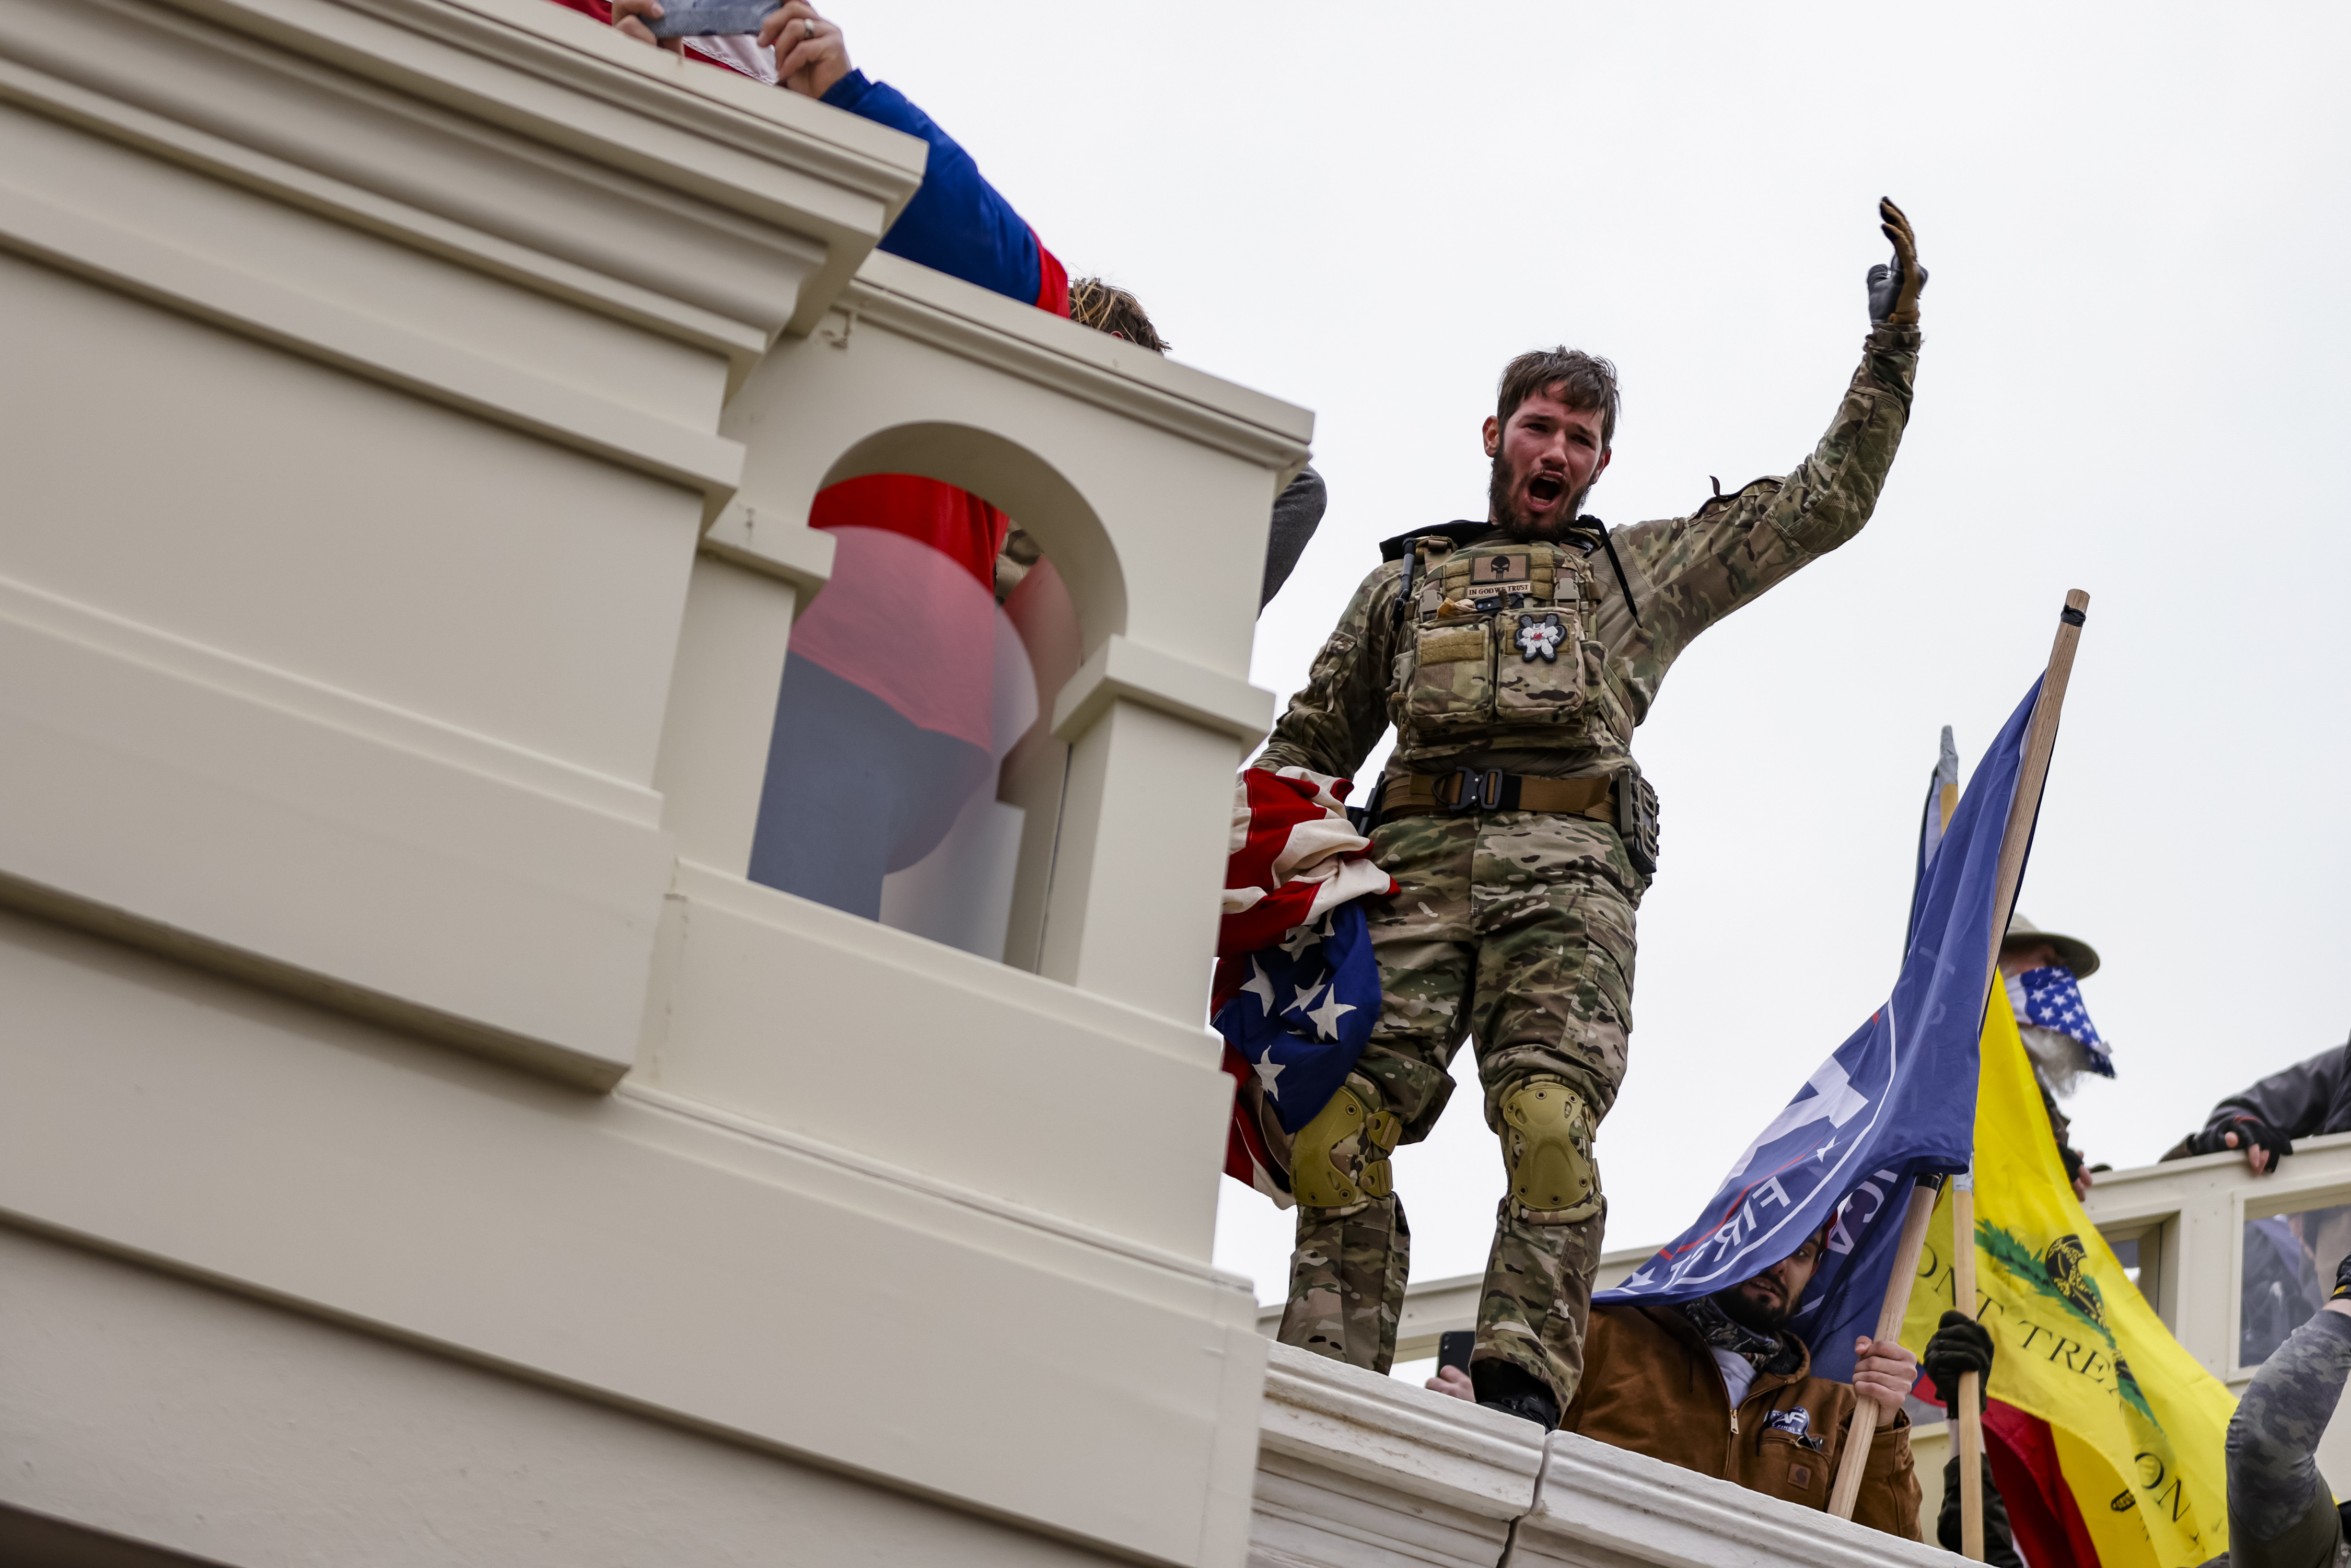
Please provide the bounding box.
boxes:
[1495,348,1620,448]
[1069,277,1170,354]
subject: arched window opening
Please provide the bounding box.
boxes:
[746,471,1083,968]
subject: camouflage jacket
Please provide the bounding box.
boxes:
[1256,320,1922,785]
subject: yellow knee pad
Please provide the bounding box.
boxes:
[1500,1077,1601,1224]
[1291,1078,1403,1212]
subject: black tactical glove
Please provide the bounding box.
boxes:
[1866,197,1927,326]
[2333,1249,2351,1304]
[1923,1307,1994,1412]
[1472,1357,1561,1431]
[2190,1116,2295,1165]
[1940,1453,2028,1568]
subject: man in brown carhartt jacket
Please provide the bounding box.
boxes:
[1565,1302,1922,1538]
[1433,1227,1924,1538]
[1567,1232,1923,1539]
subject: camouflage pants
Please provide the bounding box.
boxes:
[1276,808,1642,1411]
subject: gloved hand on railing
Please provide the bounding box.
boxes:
[2190,1116,2296,1174]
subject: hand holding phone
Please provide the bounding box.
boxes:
[1425,1331,1477,1402]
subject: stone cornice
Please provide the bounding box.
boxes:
[842,250,1314,473]
[1518,1433,1949,1567]
[1259,1344,1543,1519]
[4,0,926,337]
[1050,636,1274,749]
[153,0,926,235]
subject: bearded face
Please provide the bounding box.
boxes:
[1483,387,1611,541]
[1488,448,1597,540]
[1717,1237,1825,1332]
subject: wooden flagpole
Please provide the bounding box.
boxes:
[1825,1175,1943,1519]
[1953,1168,1984,1559]
[1828,589,2092,1525]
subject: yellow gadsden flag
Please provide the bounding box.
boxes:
[1902,988,2238,1567]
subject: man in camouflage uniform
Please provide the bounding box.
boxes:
[1254,200,1928,1427]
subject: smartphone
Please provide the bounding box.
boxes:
[646,0,781,38]
[1437,1330,1474,1377]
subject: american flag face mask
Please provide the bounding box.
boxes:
[2014,965,2114,1078]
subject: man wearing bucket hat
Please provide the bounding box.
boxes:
[2000,915,2115,1198]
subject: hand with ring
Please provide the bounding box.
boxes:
[759,2,853,98]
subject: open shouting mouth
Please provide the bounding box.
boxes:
[1526,472,1567,509]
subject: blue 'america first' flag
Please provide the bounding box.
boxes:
[1597,676,2046,1383]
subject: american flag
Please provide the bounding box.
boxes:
[2015,964,2113,1076]
[1214,767,1394,1205]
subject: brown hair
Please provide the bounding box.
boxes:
[1069,277,1170,354]
[1496,348,1620,448]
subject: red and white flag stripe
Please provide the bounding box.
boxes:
[1217,767,1394,961]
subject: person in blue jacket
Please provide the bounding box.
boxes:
[607,0,1068,310]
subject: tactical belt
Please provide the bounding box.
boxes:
[1381,769,1615,821]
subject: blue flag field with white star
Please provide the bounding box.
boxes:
[1214,903,1379,1135]
[1596,675,2046,1384]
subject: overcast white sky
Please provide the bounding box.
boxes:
[841,4,2350,1303]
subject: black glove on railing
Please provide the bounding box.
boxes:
[1923,1307,1994,1413]
[2190,1117,2295,1165]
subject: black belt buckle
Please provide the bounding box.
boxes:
[1447,766,1505,814]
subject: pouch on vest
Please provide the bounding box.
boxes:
[1616,764,1660,877]
[1395,540,1600,744]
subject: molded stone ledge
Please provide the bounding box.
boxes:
[0,908,1263,1568]
[697,500,835,598]
[1251,1343,1949,1568]
[1052,634,1275,748]
[1514,1433,1946,1568]
[1252,1344,1542,1568]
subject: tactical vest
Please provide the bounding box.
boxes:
[1388,535,1616,753]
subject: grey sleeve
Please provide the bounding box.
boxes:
[1260,466,1326,611]
[2228,1309,2351,1565]
[2209,1049,2351,1142]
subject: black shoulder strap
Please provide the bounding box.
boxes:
[1390,539,1418,633]
[1572,518,1643,630]
[1378,520,1487,562]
